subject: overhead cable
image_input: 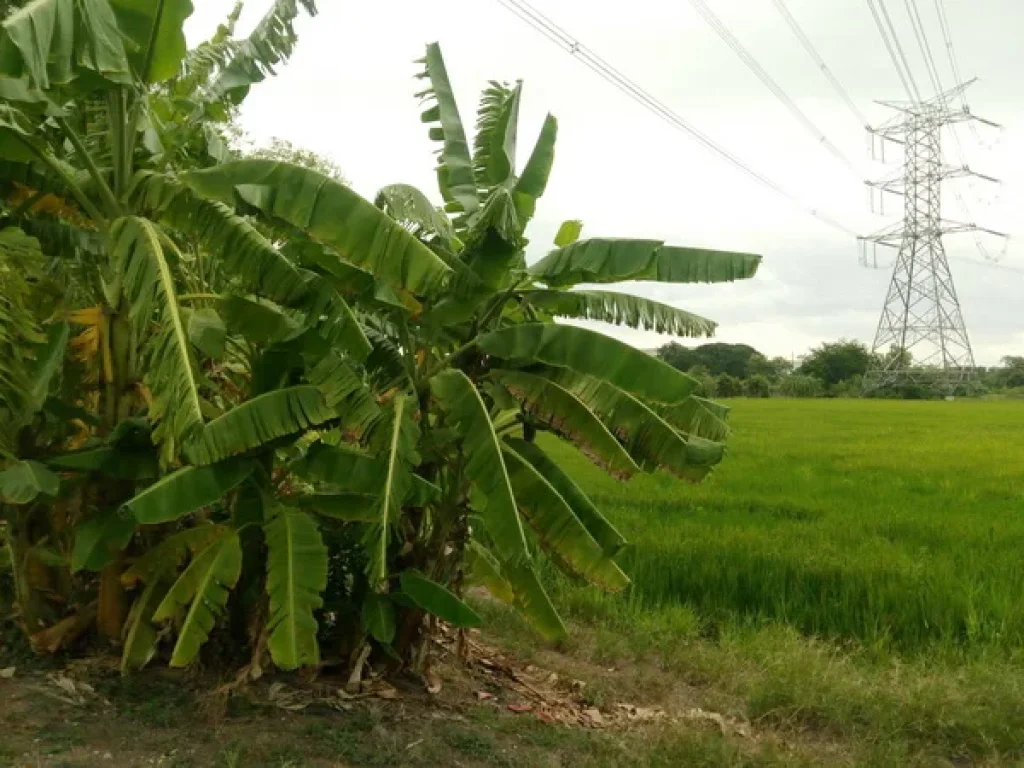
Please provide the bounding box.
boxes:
[686,0,862,177]
[769,0,870,128]
[492,0,859,236]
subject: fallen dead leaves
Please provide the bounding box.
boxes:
[431,626,753,739]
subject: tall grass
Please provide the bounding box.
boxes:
[542,399,1024,654]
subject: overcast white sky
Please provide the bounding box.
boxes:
[186,0,1022,365]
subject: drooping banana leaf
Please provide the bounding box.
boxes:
[500,443,628,591]
[71,508,135,573]
[121,523,225,587]
[306,352,381,440]
[502,559,566,641]
[417,42,478,214]
[109,0,193,84]
[0,459,58,504]
[364,395,420,587]
[46,446,158,480]
[466,540,514,604]
[361,592,395,644]
[529,238,761,287]
[110,217,204,464]
[27,321,69,411]
[207,0,317,103]
[0,0,132,89]
[294,492,378,522]
[131,173,369,356]
[217,295,298,346]
[542,368,725,481]
[523,289,717,338]
[292,441,438,506]
[120,576,170,674]
[152,528,242,667]
[399,569,482,628]
[184,385,337,466]
[374,183,456,251]
[477,323,698,405]
[264,505,328,670]
[504,437,627,558]
[182,160,452,296]
[489,368,638,478]
[656,396,731,442]
[430,369,529,565]
[120,459,253,524]
[130,171,308,306]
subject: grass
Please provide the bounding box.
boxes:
[486,398,1024,763]
[542,398,1024,655]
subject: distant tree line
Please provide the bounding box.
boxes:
[656,341,1024,399]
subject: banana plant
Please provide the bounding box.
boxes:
[0,0,438,668]
[254,42,761,660]
[0,3,761,675]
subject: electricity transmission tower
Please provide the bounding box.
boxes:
[860,81,1005,394]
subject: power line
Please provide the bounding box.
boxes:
[903,0,943,96]
[868,0,922,101]
[684,0,861,177]
[769,0,870,128]
[492,0,859,236]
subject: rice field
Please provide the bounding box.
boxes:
[543,398,1024,655]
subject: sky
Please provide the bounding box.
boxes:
[185,0,1023,365]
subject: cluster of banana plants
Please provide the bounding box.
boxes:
[0,0,759,676]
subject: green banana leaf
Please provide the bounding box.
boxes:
[657,396,731,442]
[365,395,420,587]
[121,523,226,587]
[110,217,204,465]
[542,368,725,481]
[417,42,478,214]
[110,0,193,84]
[501,443,628,591]
[477,323,698,405]
[504,437,627,558]
[183,160,451,296]
[71,508,135,573]
[400,569,482,628]
[0,459,59,504]
[208,0,317,102]
[466,540,514,604]
[430,369,529,565]
[472,81,521,190]
[120,459,253,524]
[489,368,639,478]
[514,114,557,222]
[529,238,761,287]
[0,0,132,89]
[524,289,717,338]
[362,593,396,644]
[120,576,170,674]
[153,528,242,667]
[184,385,337,466]
[502,560,566,641]
[264,505,328,670]
[295,492,378,522]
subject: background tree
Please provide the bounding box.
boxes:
[778,374,824,398]
[744,374,773,398]
[715,373,744,398]
[657,342,767,379]
[798,340,872,387]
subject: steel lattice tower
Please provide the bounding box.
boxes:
[860,82,1004,394]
